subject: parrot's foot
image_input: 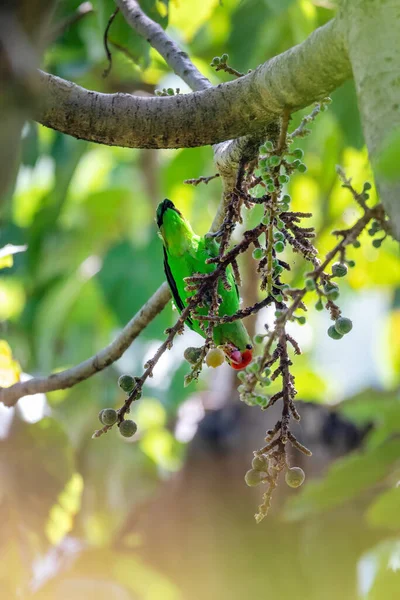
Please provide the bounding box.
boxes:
[205,222,236,240]
[205,230,223,239]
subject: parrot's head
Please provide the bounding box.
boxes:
[219,343,253,370]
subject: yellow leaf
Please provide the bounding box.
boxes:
[169,0,220,41]
[0,255,13,270]
[135,397,167,430]
[156,0,168,18]
[140,428,183,471]
[46,473,84,544]
[0,244,27,270]
[0,340,21,387]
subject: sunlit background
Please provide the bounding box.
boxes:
[1,1,400,599]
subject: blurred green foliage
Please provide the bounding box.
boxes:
[0,1,400,598]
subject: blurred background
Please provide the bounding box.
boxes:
[1,1,400,599]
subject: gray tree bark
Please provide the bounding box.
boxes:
[4,2,400,234]
[2,1,400,408]
[341,0,400,238]
[36,19,350,149]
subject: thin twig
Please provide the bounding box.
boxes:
[277,109,291,153]
[336,165,368,211]
[0,283,171,407]
[243,201,386,400]
[215,63,244,78]
[195,295,274,323]
[103,7,119,78]
[113,225,268,426]
[289,102,323,139]
[2,0,249,409]
[115,0,211,92]
[184,174,220,186]
[115,0,258,235]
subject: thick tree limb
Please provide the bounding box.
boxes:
[0,1,242,406]
[36,14,350,231]
[114,0,253,233]
[36,18,351,149]
[210,130,278,232]
[0,283,171,407]
[341,0,400,239]
[115,0,236,228]
[0,11,353,407]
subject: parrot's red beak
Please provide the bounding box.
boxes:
[220,344,253,370]
[231,349,253,370]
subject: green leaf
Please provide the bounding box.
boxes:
[162,146,210,196]
[339,388,400,449]
[366,487,400,530]
[284,438,400,520]
[376,127,400,181]
[140,427,184,471]
[226,0,271,72]
[331,81,364,149]
[26,133,87,276]
[169,0,218,41]
[339,388,400,426]
[92,0,168,69]
[264,0,293,14]
[21,122,39,167]
[35,273,87,372]
[97,237,172,338]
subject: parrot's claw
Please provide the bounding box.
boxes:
[205,230,223,239]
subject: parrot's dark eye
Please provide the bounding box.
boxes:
[246,344,253,350]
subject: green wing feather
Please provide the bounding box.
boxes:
[157,199,251,350]
[162,246,194,328]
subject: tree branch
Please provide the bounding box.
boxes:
[1,12,353,406]
[0,3,228,406]
[341,0,400,239]
[113,0,270,233]
[115,0,211,92]
[0,283,171,407]
[210,130,278,232]
[36,18,350,149]
[37,13,350,231]
[115,0,237,229]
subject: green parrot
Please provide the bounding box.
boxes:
[156,199,253,370]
